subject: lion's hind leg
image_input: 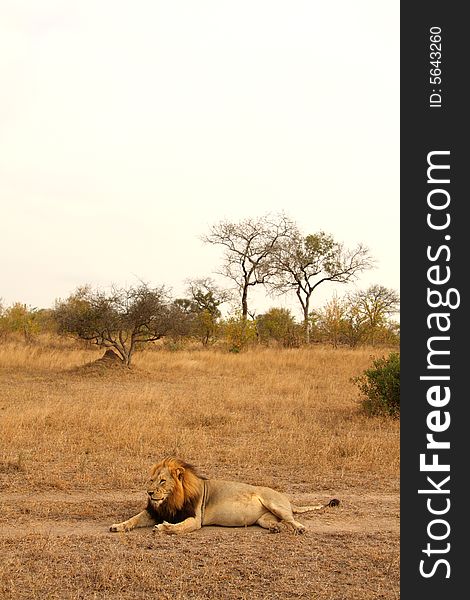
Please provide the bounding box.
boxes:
[256,512,282,533]
[258,494,306,534]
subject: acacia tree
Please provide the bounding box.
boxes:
[270,229,374,343]
[186,278,231,316]
[347,284,400,344]
[185,278,231,345]
[174,278,231,346]
[54,283,182,366]
[203,214,294,320]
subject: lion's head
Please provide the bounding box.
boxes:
[146,457,204,517]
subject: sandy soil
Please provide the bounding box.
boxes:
[0,488,399,600]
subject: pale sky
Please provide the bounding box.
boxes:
[0,0,399,319]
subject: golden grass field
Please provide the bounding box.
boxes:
[0,340,399,599]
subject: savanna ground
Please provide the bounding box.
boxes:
[0,340,399,599]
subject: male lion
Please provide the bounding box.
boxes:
[110,457,339,535]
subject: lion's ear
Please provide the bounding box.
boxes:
[174,467,185,481]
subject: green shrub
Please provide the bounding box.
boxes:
[256,307,301,347]
[222,314,258,352]
[354,352,400,417]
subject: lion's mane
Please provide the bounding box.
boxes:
[146,457,206,524]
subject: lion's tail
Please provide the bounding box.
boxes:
[291,498,340,513]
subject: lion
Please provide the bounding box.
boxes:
[110,457,339,535]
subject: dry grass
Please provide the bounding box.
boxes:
[0,340,399,599]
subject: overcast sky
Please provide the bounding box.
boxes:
[0,1,399,319]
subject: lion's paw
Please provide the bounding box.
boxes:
[268,524,282,534]
[110,523,125,533]
[292,523,306,535]
[154,521,176,535]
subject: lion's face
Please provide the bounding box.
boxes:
[146,464,183,508]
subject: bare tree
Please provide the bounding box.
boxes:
[54,283,183,366]
[270,230,375,343]
[203,214,295,320]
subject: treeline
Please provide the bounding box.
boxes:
[0,282,398,361]
[0,214,399,363]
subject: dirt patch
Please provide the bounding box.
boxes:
[0,491,400,537]
[0,490,400,600]
[0,489,399,537]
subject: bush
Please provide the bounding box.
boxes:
[222,314,258,352]
[0,303,40,342]
[256,308,302,347]
[353,352,400,417]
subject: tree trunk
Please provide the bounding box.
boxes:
[101,347,131,366]
[303,305,310,344]
[301,294,311,344]
[241,285,249,320]
[104,343,132,367]
[125,340,136,367]
[295,288,311,345]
